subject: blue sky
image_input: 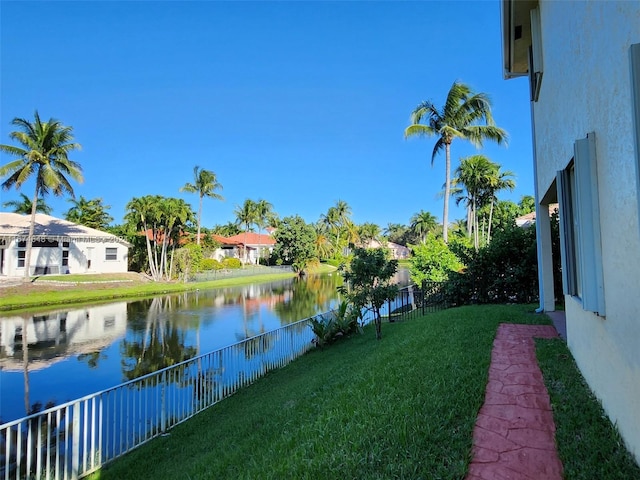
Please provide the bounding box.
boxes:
[0,0,533,230]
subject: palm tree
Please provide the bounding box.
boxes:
[2,192,52,215]
[0,111,83,280]
[65,196,113,229]
[254,199,274,263]
[410,210,438,244]
[180,166,224,245]
[485,167,516,243]
[453,155,496,250]
[404,81,507,243]
[358,222,382,247]
[234,199,257,263]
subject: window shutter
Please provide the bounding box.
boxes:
[574,133,605,315]
[557,169,577,296]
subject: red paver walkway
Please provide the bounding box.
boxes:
[466,323,563,480]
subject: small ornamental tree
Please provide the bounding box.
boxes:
[340,247,398,340]
[272,215,317,275]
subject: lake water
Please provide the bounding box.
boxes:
[0,268,411,424]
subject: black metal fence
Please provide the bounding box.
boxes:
[385,281,449,322]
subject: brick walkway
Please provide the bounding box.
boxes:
[466,323,563,480]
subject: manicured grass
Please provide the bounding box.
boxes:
[536,338,640,479]
[90,305,549,480]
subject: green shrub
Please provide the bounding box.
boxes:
[200,258,222,271]
[448,224,538,304]
[409,234,463,284]
[222,257,242,269]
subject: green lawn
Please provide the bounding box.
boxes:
[86,304,640,479]
[89,305,560,480]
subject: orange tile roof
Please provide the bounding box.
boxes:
[225,232,276,246]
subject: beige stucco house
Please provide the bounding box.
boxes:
[0,212,130,276]
[501,0,640,462]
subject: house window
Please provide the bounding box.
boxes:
[557,133,605,315]
[17,250,25,268]
[105,247,117,261]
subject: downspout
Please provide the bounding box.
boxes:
[530,88,545,313]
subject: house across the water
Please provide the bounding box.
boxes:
[0,212,130,276]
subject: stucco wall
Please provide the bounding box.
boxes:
[2,238,128,276]
[533,0,640,462]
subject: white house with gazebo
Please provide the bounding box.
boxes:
[0,212,130,276]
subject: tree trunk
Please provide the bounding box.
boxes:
[196,195,203,245]
[374,306,382,340]
[23,186,40,281]
[473,196,479,251]
[443,143,451,244]
[487,197,495,244]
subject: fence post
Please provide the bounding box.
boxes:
[421,280,425,315]
[72,404,80,480]
[388,298,393,322]
[161,371,167,433]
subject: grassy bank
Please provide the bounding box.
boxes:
[537,338,640,479]
[0,264,337,313]
[90,305,550,480]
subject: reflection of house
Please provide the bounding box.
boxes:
[0,213,130,276]
[0,303,127,372]
[211,233,276,265]
[501,0,640,462]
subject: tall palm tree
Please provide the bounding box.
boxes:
[254,199,274,263]
[485,167,516,243]
[410,210,438,244]
[0,111,83,280]
[180,166,224,245]
[404,81,507,243]
[234,199,257,263]
[2,192,52,215]
[454,155,496,250]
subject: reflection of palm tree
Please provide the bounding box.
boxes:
[22,317,30,415]
[120,297,196,380]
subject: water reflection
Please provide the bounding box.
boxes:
[0,273,344,423]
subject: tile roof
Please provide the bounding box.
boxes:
[0,212,131,246]
[225,232,276,246]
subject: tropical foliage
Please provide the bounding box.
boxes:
[180,166,223,245]
[405,81,507,243]
[271,215,316,275]
[2,193,52,215]
[65,195,114,229]
[0,111,82,279]
[409,234,463,284]
[339,246,398,340]
[125,195,195,281]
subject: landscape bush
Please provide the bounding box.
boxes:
[200,258,222,271]
[221,257,242,269]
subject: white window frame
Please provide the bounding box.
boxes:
[105,247,118,261]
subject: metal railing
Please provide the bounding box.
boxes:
[0,317,314,480]
[189,265,292,282]
[0,280,449,480]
